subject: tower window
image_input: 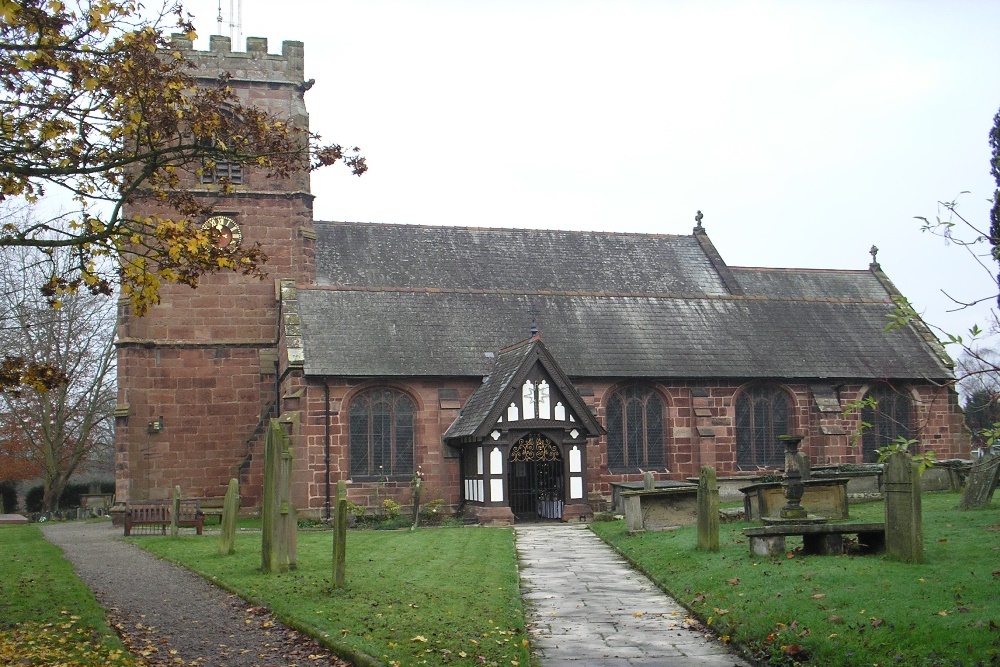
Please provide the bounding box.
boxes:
[200,160,243,185]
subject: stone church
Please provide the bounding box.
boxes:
[114,36,967,523]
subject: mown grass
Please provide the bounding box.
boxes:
[136,526,530,667]
[0,524,135,666]
[592,491,1000,667]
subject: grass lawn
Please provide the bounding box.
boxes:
[136,525,530,667]
[0,524,135,666]
[592,491,1000,667]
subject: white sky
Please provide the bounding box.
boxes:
[181,0,1000,345]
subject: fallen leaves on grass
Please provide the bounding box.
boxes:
[0,616,135,666]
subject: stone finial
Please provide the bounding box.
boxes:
[530,317,539,339]
[869,244,880,270]
[694,210,704,232]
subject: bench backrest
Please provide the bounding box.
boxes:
[126,499,202,521]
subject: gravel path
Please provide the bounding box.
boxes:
[41,521,350,667]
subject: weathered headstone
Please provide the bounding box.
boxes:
[332,479,347,589]
[410,470,423,531]
[959,450,1000,510]
[170,485,181,538]
[643,471,655,491]
[218,478,239,556]
[278,429,297,570]
[884,452,923,563]
[261,419,295,573]
[697,466,719,551]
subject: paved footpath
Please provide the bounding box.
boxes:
[42,521,348,666]
[515,524,753,667]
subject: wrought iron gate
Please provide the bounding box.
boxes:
[509,434,564,520]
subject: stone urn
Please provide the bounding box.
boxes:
[778,435,808,520]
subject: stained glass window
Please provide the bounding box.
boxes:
[606,386,665,470]
[349,388,415,478]
[736,385,790,469]
[861,385,912,462]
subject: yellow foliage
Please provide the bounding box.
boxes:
[0,619,137,666]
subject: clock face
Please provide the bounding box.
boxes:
[201,215,242,251]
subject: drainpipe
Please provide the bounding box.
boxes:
[324,382,331,521]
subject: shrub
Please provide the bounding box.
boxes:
[0,481,16,513]
[381,498,401,519]
[419,498,446,524]
[24,481,114,512]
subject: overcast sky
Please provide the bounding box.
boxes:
[181,0,1000,346]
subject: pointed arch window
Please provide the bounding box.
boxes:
[861,385,912,462]
[606,386,665,470]
[736,385,790,469]
[349,388,415,479]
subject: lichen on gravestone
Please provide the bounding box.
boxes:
[697,466,719,551]
[219,478,239,556]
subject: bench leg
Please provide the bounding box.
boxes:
[803,533,843,555]
[750,534,786,557]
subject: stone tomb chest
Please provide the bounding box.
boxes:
[740,478,850,521]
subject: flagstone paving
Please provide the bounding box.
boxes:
[515,523,753,667]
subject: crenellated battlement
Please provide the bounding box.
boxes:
[170,34,305,85]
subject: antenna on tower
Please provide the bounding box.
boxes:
[217,0,243,44]
[228,0,243,44]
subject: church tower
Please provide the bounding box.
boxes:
[115,35,316,504]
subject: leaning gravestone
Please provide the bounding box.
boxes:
[959,450,1000,510]
[697,466,719,551]
[218,478,239,556]
[884,452,923,563]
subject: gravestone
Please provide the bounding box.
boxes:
[218,478,239,556]
[261,419,295,573]
[959,450,1000,510]
[332,480,347,589]
[643,471,655,491]
[411,470,423,531]
[884,452,923,563]
[170,485,181,538]
[697,466,719,551]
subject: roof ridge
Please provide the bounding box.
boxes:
[300,284,893,305]
[731,266,872,274]
[312,219,692,240]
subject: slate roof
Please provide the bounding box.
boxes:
[444,337,605,441]
[446,340,535,440]
[731,267,891,300]
[297,222,953,381]
[314,222,730,296]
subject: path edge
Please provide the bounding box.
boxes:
[585,524,761,667]
[124,538,385,667]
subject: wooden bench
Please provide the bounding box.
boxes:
[193,497,228,525]
[124,500,205,536]
[743,522,885,557]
